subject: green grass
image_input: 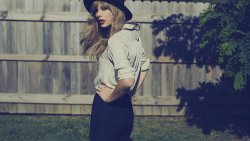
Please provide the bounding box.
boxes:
[0,115,248,141]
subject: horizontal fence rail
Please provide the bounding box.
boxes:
[0,11,201,24]
[0,93,180,106]
[0,54,201,63]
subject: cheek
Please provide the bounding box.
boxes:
[107,12,114,21]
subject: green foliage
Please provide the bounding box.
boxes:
[199,0,250,90]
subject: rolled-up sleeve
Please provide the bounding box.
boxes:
[107,37,135,80]
[141,50,150,71]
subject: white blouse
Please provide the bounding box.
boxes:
[94,24,150,96]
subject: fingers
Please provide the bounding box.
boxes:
[96,85,105,94]
[99,85,105,89]
[96,84,107,91]
[96,85,102,91]
[97,84,115,89]
[96,87,101,92]
[96,84,114,95]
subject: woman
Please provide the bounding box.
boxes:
[81,0,150,140]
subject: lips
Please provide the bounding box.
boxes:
[98,19,105,25]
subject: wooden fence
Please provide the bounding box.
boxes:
[0,0,222,116]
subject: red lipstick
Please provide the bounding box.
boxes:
[99,19,105,25]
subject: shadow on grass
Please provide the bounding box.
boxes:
[176,77,250,138]
[151,12,250,139]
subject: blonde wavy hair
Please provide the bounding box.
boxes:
[80,1,126,59]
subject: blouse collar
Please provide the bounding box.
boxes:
[122,23,140,31]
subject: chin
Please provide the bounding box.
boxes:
[100,24,111,28]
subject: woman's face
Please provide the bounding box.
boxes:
[95,4,114,28]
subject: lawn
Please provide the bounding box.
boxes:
[0,115,248,141]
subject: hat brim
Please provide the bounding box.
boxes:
[83,0,132,21]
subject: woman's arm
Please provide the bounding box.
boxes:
[134,70,149,93]
[96,78,134,103]
[96,70,149,102]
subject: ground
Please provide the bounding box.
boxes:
[0,115,249,141]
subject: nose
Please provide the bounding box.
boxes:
[95,10,102,19]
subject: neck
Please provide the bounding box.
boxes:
[99,26,111,38]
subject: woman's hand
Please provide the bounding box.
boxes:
[96,84,114,102]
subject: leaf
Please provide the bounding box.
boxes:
[234,72,246,90]
[219,41,236,56]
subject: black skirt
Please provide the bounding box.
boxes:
[89,94,134,141]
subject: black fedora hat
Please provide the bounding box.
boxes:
[83,0,132,21]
